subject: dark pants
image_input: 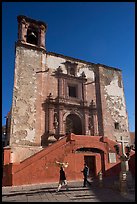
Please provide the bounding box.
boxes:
[83,176,88,187]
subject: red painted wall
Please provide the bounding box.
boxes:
[2,134,135,186]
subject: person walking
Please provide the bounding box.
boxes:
[81,163,89,187]
[56,166,69,192]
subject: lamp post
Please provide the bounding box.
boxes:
[114,136,132,194]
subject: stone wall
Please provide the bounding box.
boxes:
[9,45,47,162]
[98,65,130,142]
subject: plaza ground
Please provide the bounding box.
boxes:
[2,178,135,202]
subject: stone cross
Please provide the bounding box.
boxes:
[116,136,129,156]
[116,136,129,172]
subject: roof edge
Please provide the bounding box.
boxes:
[47,51,122,71]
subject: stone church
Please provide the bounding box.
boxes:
[3,15,133,186]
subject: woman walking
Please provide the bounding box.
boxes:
[56,166,69,192]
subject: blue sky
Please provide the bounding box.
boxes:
[2,2,135,132]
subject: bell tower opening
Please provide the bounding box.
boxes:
[26,26,38,45]
[66,114,82,135]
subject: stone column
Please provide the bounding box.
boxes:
[62,79,65,97]
[48,106,54,135]
[18,19,27,42]
[85,110,89,135]
[58,77,63,99]
[39,25,46,48]
[59,107,64,135]
[89,100,99,136]
[93,113,98,135]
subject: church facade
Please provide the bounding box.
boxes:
[3,16,132,186]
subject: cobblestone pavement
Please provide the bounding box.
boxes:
[2,180,135,202]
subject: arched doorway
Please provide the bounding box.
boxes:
[65,114,82,135]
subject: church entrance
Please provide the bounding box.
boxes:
[65,114,82,135]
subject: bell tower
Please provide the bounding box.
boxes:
[8,16,48,163]
[17,15,47,49]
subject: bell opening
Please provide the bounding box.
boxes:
[27,28,38,46]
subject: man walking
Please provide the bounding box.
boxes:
[81,163,89,187]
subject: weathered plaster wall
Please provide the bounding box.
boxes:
[99,66,130,142]
[46,54,96,105]
[10,46,46,161]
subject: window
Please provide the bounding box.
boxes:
[68,85,77,98]
[70,67,75,76]
[114,122,120,130]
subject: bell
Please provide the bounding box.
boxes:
[29,31,37,38]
